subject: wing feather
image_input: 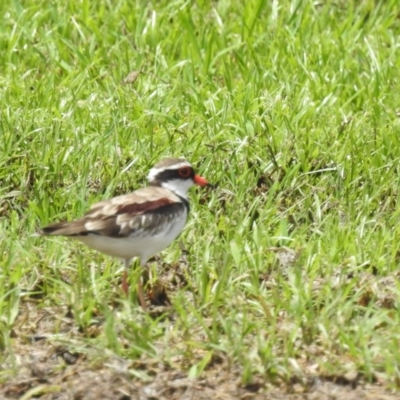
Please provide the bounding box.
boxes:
[41,187,186,239]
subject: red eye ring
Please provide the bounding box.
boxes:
[178,166,191,178]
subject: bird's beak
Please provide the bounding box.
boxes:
[194,174,213,188]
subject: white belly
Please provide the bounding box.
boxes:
[76,211,187,265]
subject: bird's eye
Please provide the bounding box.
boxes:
[178,166,191,178]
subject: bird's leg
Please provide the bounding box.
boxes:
[142,267,150,287]
[137,277,147,310]
[122,258,147,309]
[121,270,129,296]
[137,261,147,310]
[121,259,130,296]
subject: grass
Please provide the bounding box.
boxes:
[2,0,400,397]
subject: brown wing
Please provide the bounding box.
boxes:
[41,188,186,238]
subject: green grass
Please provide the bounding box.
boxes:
[2,0,400,393]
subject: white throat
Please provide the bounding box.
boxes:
[161,179,194,199]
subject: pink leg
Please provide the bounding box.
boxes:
[137,280,147,310]
[121,270,129,296]
[121,260,146,309]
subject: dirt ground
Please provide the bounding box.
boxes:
[1,330,399,400]
[1,354,399,400]
[2,258,400,400]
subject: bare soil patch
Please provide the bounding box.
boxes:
[1,300,398,400]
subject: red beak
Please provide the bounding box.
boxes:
[194,174,211,187]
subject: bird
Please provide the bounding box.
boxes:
[39,157,212,309]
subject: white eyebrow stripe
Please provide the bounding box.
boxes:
[147,162,191,181]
